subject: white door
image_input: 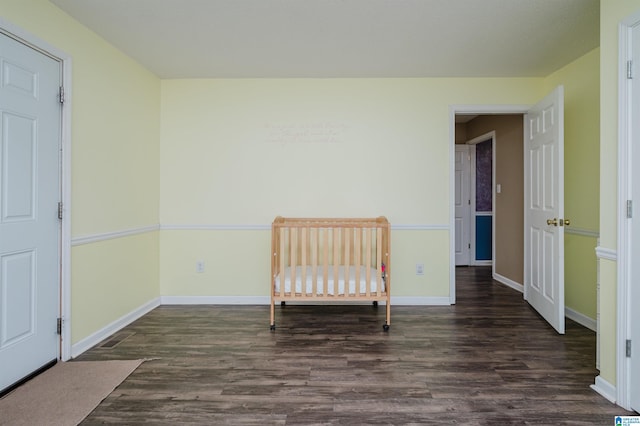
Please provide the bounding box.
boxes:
[523,86,565,334]
[0,32,61,392]
[455,145,471,265]
[629,19,640,412]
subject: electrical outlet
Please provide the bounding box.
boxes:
[416,263,424,275]
[196,260,205,273]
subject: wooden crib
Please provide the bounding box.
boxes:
[270,217,391,331]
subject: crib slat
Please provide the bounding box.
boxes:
[322,228,329,297]
[344,228,351,295]
[311,228,318,296]
[365,227,372,297]
[354,228,361,295]
[290,227,297,298]
[301,227,307,296]
[333,228,339,297]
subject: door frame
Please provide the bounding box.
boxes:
[616,9,640,411]
[449,105,529,303]
[0,19,73,362]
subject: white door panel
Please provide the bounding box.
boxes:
[0,32,61,392]
[455,145,471,265]
[524,86,565,334]
[2,112,36,222]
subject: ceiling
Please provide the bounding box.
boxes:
[49,0,599,79]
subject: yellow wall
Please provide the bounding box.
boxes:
[0,0,161,345]
[564,233,598,318]
[72,233,159,340]
[160,78,542,224]
[160,230,271,297]
[544,48,600,233]
[599,1,640,386]
[159,78,542,298]
[542,48,600,320]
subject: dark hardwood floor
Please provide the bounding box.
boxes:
[76,267,632,425]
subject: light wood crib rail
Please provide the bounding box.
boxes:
[270,217,391,331]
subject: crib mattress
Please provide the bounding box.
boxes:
[274,265,385,295]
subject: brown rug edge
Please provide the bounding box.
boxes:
[0,359,144,426]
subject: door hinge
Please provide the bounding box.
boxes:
[468,243,471,249]
[628,60,633,79]
[627,339,632,357]
[627,200,633,219]
[56,318,62,335]
[59,86,65,104]
[58,202,63,220]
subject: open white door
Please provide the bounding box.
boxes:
[455,145,471,265]
[524,86,565,334]
[0,32,62,392]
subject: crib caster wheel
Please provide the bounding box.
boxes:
[270,324,276,331]
[372,301,378,308]
[383,324,389,332]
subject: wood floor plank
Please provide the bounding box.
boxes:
[76,267,634,424]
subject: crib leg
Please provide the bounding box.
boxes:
[270,298,275,331]
[372,301,378,308]
[385,302,391,332]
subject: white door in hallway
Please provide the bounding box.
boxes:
[523,86,565,334]
[0,32,62,392]
[455,145,471,266]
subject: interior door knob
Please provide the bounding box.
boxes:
[547,218,558,226]
[564,219,570,226]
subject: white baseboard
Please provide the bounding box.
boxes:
[565,307,597,332]
[160,295,452,306]
[493,273,524,293]
[71,295,454,356]
[391,296,451,305]
[71,297,161,358]
[472,260,492,266]
[493,275,597,332]
[591,375,616,404]
[161,295,270,305]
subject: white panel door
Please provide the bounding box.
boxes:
[629,19,640,413]
[455,145,471,266]
[524,86,565,334]
[0,32,61,392]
